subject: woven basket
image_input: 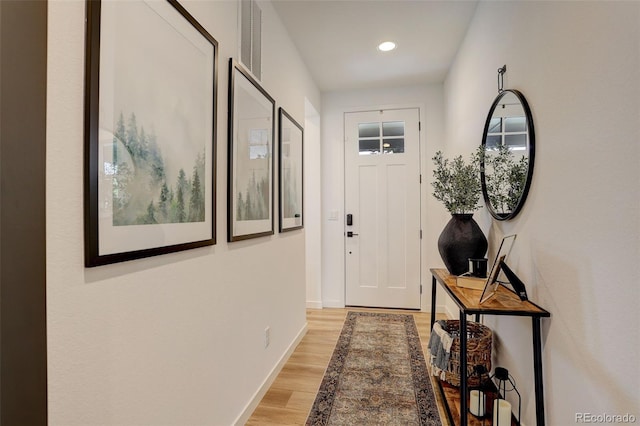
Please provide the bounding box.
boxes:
[440,320,492,387]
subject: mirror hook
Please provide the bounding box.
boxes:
[497,65,507,93]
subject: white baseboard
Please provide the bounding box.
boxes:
[306,300,323,309]
[233,322,308,425]
[321,299,344,308]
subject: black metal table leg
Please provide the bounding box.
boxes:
[430,269,549,426]
[532,317,546,426]
[459,311,468,426]
[430,276,437,330]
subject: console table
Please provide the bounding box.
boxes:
[430,268,550,426]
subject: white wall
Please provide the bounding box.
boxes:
[304,98,323,308]
[444,2,640,424]
[46,1,320,424]
[321,85,451,311]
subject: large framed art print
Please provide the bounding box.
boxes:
[84,0,218,266]
[227,59,276,242]
[278,108,304,232]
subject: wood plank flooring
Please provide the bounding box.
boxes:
[246,307,450,425]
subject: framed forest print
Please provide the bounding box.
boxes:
[227,59,276,242]
[278,108,304,232]
[84,0,218,266]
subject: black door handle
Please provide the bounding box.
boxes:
[347,231,359,237]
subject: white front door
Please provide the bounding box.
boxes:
[344,108,422,309]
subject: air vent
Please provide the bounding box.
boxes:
[240,0,262,80]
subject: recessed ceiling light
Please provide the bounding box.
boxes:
[378,41,396,52]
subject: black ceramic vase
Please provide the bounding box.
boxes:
[437,214,488,276]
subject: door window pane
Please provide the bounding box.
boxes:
[486,135,501,149]
[505,134,527,149]
[383,138,404,154]
[505,116,526,133]
[382,121,404,137]
[359,121,406,155]
[359,122,379,138]
[488,117,502,134]
[382,121,404,154]
[359,139,380,155]
[249,129,269,159]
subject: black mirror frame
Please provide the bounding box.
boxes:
[481,89,535,221]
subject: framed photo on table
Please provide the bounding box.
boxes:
[278,108,304,232]
[480,234,517,303]
[84,0,218,266]
[227,59,276,241]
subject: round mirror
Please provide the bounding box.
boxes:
[481,89,535,220]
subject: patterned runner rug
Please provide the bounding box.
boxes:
[306,311,442,425]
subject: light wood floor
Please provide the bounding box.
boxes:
[246,307,449,425]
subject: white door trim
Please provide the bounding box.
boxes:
[342,105,425,308]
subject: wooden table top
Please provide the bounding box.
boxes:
[431,268,550,317]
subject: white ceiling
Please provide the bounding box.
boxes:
[271,0,479,92]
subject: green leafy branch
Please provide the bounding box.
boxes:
[431,150,481,214]
[481,144,528,214]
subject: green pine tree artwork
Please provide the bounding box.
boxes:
[110,111,206,226]
[282,163,299,219]
[236,171,269,220]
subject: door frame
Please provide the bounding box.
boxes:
[341,103,425,310]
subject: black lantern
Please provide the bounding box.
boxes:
[490,367,521,425]
[468,365,489,419]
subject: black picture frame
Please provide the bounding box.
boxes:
[480,234,517,304]
[227,59,276,242]
[278,108,304,232]
[84,0,218,267]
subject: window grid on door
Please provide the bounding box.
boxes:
[358,121,405,155]
[486,116,527,151]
